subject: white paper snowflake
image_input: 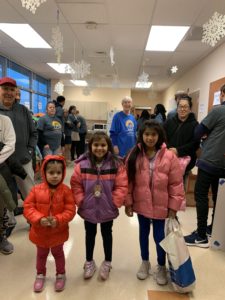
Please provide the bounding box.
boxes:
[54,81,64,95]
[109,46,115,66]
[67,60,91,80]
[171,65,178,74]
[202,12,225,47]
[138,71,149,83]
[21,0,46,14]
[51,25,63,64]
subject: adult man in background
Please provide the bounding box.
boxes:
[0,114,16,254]
[184,84,225,248]
[0,77,37,199]
[110,96,137,157]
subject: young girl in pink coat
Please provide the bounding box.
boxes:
[125,120,184,285]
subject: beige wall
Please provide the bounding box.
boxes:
[131,90,163,110]
[51,82,131,111]
[51,81,163,113]
[162,41,225,121]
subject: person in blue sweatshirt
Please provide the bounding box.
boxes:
[110,96,137,157]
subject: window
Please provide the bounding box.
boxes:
[0,54,51,112]
[7,61,31,89]
[32,94,47,114]
[20,90,31,109]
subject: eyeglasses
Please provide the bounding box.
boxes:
[177,105,190,110]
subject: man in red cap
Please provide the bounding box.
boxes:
[0,77,37,235]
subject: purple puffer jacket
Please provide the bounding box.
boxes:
[70,153,128,223]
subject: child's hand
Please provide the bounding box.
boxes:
[168,209,176,219]
[125,206,133,217]
[50,217,58,228]
[40,217,51,227]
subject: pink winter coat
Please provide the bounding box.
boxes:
[125,143,184,219]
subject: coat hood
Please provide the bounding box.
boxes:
[41,155,66,184]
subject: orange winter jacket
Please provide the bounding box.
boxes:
[23,155,76,248]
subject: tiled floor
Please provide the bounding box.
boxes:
[1,164,225,300]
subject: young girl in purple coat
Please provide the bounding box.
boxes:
[125,121,184,285]
[70,132,128,281]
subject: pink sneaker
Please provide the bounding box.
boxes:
[99,261,112,280]
[55,274,66,292]
[83,260,96,279]
[33,274,45,293]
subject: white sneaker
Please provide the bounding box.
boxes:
[136,261,151,280]
[155,265,168,285]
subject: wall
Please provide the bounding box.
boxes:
[51,81,163,113]
[131,90,163,110]
[162,41,225,121]
[51,82,131,111]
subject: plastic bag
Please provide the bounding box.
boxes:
[160,218,196,293]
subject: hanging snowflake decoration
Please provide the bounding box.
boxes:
[137,71,150,88]
[109,47,115,66]
[54,81,64,95]
[66,60,91,80]
[171,65,178,74]
[138,71,149,83]
[51,26,63,64]
[21,0,47,14]
[202,12,225,47]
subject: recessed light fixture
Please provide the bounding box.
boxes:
[71,80,88,87]
[135,81,152,89]
[145,25,190,51]
[0,23,51,48]
[47,63,71,73]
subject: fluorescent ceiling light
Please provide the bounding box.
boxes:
[47,63,71,73]
[135,81,152,89]
[0,23,51,48]
[145,25,190,51]
[71,80,88,87]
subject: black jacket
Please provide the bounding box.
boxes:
[164,113,200,171]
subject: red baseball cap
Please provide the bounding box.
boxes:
[0,77,17,87]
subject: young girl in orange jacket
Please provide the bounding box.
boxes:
[125,120,184,285]
[23,155,75,293]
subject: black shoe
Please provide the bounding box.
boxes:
[14,207,24,216]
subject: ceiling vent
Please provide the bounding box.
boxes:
[85,21,98,30]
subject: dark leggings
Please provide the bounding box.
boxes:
[84,220,113,262]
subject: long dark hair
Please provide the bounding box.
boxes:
[154,104,167,121]
[88,131,121,168]
[127,120,166,183]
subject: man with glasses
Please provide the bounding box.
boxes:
[164,94,199,187]
[0,77,37,222]
[184,84,225,248]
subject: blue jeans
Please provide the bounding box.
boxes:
[138,214,166,266]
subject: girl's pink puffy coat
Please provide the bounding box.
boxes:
[125,143,184,219]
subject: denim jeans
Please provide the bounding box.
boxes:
[195,168,219,238]
[137,214,165,266]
